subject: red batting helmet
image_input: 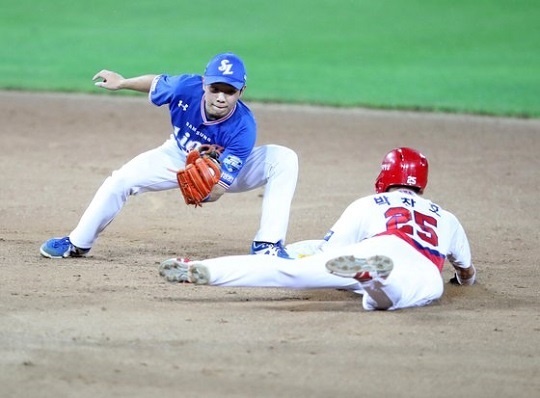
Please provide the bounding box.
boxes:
[375,147,429,194]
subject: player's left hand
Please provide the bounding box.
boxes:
[177,145,223,207]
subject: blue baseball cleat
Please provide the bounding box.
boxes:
[250,240,292,259]
[40,237,90,259]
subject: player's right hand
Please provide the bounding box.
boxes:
[93,70,124,90]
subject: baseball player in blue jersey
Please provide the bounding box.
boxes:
[159,148,477,311]
[40,53,298,259]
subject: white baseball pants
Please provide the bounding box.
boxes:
[69,135,298,249]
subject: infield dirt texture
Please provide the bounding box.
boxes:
[1,91,539,397]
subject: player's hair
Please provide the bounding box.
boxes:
[375,147,428,194]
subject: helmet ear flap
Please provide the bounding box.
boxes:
[375,170,386,193]
[374,148,428,193]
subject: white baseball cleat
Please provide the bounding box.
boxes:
[325,255,394,282]
[187,262,211,285]
[158,258,210,285]
[159,258,191,283]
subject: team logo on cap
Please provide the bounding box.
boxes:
[218,60,234,75]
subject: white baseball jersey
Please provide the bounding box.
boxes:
[195,188,473,310]
[320,188,472,272]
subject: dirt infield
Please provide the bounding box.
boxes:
[1,91,539,398]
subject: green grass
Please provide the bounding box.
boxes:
[1,0,539,117]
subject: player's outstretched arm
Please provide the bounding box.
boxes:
[92,70,157,93]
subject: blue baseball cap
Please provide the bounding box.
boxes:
[203,52,247,90]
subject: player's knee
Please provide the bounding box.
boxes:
[268,145,298,172]
[105,171,138,196]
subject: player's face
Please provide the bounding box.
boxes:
[203,83,243,120]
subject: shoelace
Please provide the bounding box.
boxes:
[53,238,71,248]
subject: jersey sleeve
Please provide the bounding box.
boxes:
[446,220,473,269]
[149,74,186,106]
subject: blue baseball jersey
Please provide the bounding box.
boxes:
[149,74,257,188]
